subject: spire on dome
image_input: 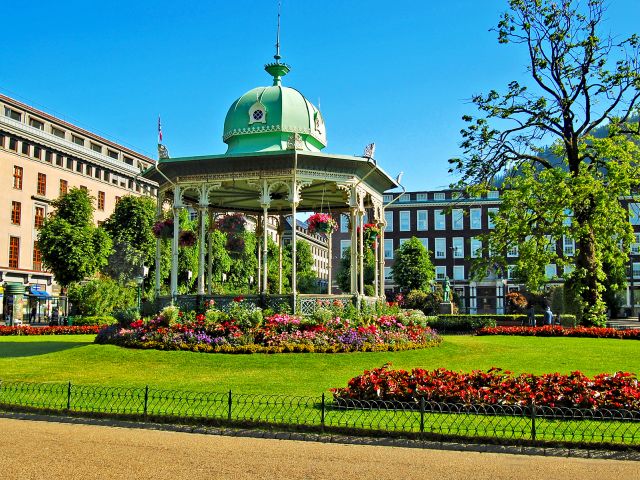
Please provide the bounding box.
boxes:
[264,0,290,86]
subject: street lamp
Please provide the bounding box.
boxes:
[135,265,149,317]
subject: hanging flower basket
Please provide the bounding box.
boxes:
[216,213,246,234]
[307,213,338,234]
[179,230,197,247]
[358,223,381,246]
[226,233,245,254]
[152,218,174,239]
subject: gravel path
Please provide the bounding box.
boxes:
[1,418,638,480]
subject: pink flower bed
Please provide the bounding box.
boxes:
[476,325,640,339]
[332,364,640,410]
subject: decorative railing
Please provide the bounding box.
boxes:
[1,381,638,448]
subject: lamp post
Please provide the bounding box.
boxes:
[135,265,149,318]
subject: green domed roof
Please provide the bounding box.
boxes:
[223,63,327,154]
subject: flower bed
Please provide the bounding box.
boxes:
[95,305,442,354]
[476,325,640,339]
[331,364,640,410]
[0,325,104,336]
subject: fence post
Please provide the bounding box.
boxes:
[530,401,537,441]
[227,390,232,422]
[143,385,149,419]
[420,397,425,434]
[321,393,326,432]
[66,381,72,410]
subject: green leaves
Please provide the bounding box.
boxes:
[392,237,435,292]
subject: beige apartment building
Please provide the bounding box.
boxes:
[0,94,157,295]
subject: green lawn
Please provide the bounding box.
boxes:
[1,334,639,395]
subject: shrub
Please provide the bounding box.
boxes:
[70,315,117,326]
[112,307,140,326]
[427,315,497,333]
[67,277,135,316]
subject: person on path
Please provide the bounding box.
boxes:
[527,303,536,327]
[544,305,553,325]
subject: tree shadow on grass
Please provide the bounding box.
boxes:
[0,341,94,358]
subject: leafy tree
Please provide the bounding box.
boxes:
[450,0,640,325]
[101,195,156,282]
[391,237,435,291]
[38,188,112,289]
[284,240,318,293]
[67,277,135,316]
[336,247,375,293]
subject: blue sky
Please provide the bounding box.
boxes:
[2,1,639,191]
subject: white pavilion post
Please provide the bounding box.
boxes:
[358,208,365,296]
[349,206,358,295]
[170,186,182,301]
[262,205,269,294]
[278,216,284,294]
[257,233,262,293]
[207,232,213,295]
[154,193,163,298]
[291,206,298,310]
[326,232,332,294]
[197,205,207,295]
[379,220,386,298]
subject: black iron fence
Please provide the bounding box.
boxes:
[1,380,638,449]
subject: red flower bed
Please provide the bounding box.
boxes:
[476,325,640,339]
[332,364,640,410]
[0,325,103,336]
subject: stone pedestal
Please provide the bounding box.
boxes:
[439,302,454,315]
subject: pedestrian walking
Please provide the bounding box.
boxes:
[544,305,553,325]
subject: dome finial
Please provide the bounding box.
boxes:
[265,0,290,86]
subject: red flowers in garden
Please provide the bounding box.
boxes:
[476,325,640,339]
[332,364,640,410]
[0,325,103,336]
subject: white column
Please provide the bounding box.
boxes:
[207,231,213,295]
[257,234,262,292]
[262,205,269,294]
[350,207,357,294]
[327,232,332,294]
[379,222,386,298]
[358,209,365,296]
[291,206,298,308]
[197,205,207,295]
[170,203,181,300]
[154,195,162,298]
[278,217,284,295]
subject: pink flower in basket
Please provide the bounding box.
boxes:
[307,213,338,234]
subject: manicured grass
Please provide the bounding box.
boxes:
[1,335,639,396]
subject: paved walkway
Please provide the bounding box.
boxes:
[1,417,638,479]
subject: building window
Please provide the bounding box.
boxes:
[44,150,52,162]
[629,204,640,226]
[417,210,428,231]
[9,236,20,268]
[633,262,640,279]
[11,201,21,225]
[435,266,446,280]
[434,192,445,200]
[564,264,575,276]
[487,191,500,199]
[13,166,23,190]
[434,210,446,230]
[0,133,4,148]
[632,233,640,255]
[86,165,93,177]
[35,206,45,228]
[507,244,519,258]
[453,265,465,281]
[21,141,30,155]
[507,265,516,280]
[59,179,68,196]
[90,143,102,153]
[545,264,557,279]
[384,239,394,259]
[95,167,101,179]
[563,235,575,256]
[33,145,42,159]
[382,194,393,203]
[435,238,446,259]
[340,240,351,258]
[9,137,18,151]
[399,238,410,247]
[72,135,85,146]
[470,208,482,229]
[384,211,393,232]
[29,118,44,130]
[487,207,499,229]
[563,208,573,227]
[452,237,464,258]
[33,242,43,271]
[56,154,63,166]
[115,196,121,205]
[384,267,393,281]
[124,156,134,165]
[107,150,119,160]
[37,173,46,196]
[98,191,105,211]
[470,237,482,258]
[76,161,83,173]
[452,209,464,230]
[399,211,410,231]
[416,193,428,201]
[80,185,88,192]
[340,214,349,233]
[66,157,74,169]
[419,238,428,251]
[51,126,65,138]
[4,107,22,121]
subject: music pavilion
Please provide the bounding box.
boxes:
[143,53,399,313]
